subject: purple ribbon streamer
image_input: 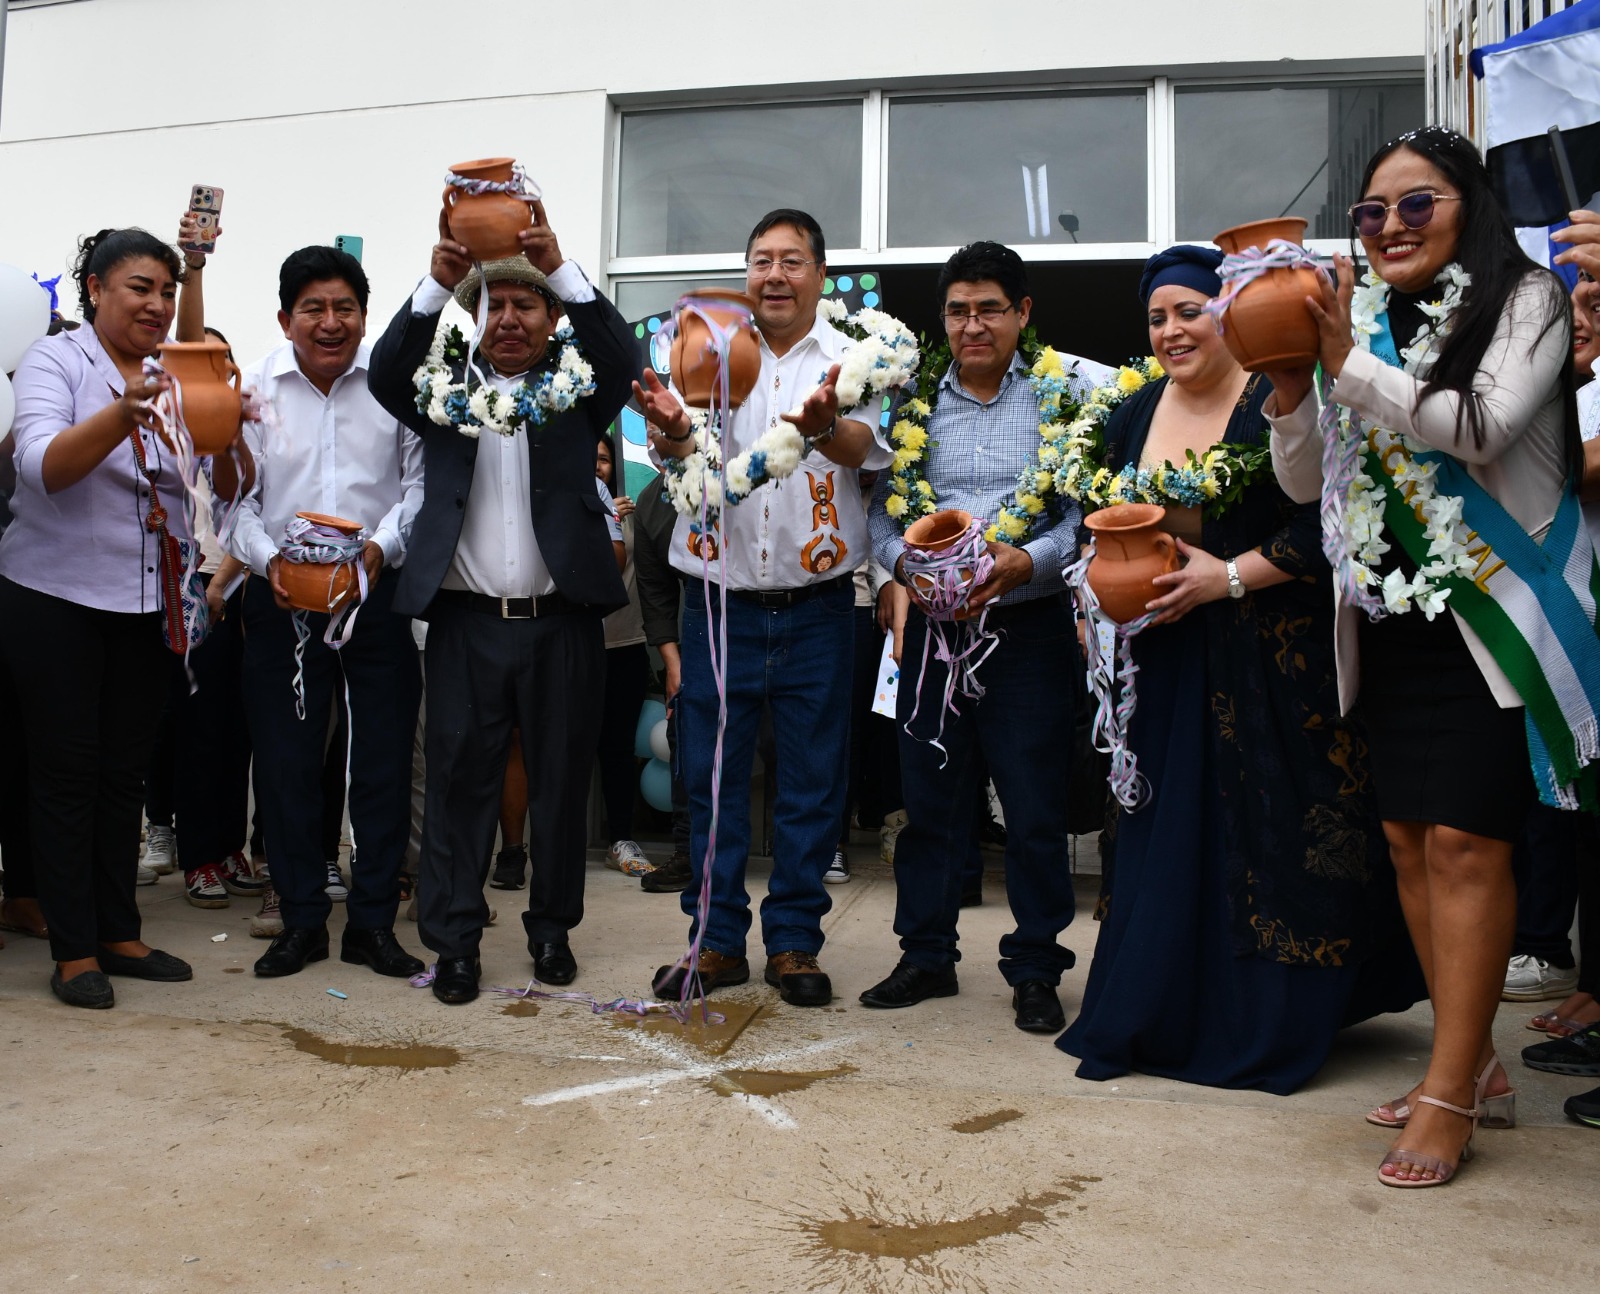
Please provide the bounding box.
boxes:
[1202,239,1331,333]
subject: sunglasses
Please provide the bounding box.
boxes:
[1348,192,1461,238]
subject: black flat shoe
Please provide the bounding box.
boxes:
[859,961,958,1009]
[1012,979,1065,1033]
[341,927,425,978]
[51,968,114,1009]
[530,939,577,985]
[253,926,329,978]
[96,947,193,982]
[490,844,527,891]
[433,956,480,1005]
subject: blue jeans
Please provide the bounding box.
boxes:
[893,596,1078,984]
[678,576,854,958]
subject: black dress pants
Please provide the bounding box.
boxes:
[0,624,36,900]
[0,578,166,962]
[418,597,604,960]
[242,574,419,932]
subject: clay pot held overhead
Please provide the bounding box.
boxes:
[442,157,533,261]
[1211,217,1322,373]
[155,340,241,454]
[668,290,762,409]
[1082,502,1179,624]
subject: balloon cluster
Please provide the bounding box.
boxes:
[0,264,54,438]
[633,698,673,813]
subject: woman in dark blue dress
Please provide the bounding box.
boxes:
[1057,247,1420,1094]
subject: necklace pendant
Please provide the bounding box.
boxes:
[145,504,167,532]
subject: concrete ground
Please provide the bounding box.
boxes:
[1,842,1596,1293]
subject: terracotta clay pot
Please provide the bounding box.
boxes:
[668,290,761,409]
[1082,502,1179,624]
[1211,217,1321,373]
[155,340,241,454]
[904,508,977,613]
[442,157,532,261]
[278,512,361,614]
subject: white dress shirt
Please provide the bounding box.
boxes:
[409,261,603,598]
[661,314,888,591]
[229,342,424,576]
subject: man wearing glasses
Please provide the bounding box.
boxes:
[862,241,1081,1035]
[635,208,885,1008]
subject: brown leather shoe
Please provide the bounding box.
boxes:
[653,949,749,999]
[765,951,832,1007]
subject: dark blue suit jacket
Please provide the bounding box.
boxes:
[367,283,634,620]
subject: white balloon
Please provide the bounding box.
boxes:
[649,717,671,762]
[0,371,13,439]
[0,263,52,374]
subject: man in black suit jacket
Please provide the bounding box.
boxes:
[367,199,632,1004]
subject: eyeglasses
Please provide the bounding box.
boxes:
[746,257,816,277]
[1347,192,1461,238]
[941,304,1018,329]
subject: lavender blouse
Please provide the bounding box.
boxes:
[0,326,194,614]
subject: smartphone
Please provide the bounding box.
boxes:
[181,184,223,255]
[334,234,364,263]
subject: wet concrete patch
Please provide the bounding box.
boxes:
[708,1064,857,1098]
[951,1108,1023,1135]
[223,967,245,974]
[282,1028,460,1070]
[607,999,769,1056]
[500,1000,541,1018]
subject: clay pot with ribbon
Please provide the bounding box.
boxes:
[666,290,762,410]
[442,157,537,261]
[1081,502,1179,624]
[154,339,241,455]
[277,512,362,615]
[1208,217,1323,373]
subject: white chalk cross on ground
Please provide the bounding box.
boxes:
[522,1027,853,1130]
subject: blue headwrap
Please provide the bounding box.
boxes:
[1138,245,1223,305]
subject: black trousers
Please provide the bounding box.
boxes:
[597,642,649,843]
[0,578,167,961]
[242,574,419,932]
[145,575,251,872]
[0,624,36,900]
[418,598,604,960]
[1511,803,1579,966]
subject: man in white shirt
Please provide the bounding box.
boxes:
[634,208,888,1008]
[231,245,426,982]
[367,200,634,1006]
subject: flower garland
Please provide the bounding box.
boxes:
[1335,263,1474,617]
[660,301,918,524]
[884,330,1085,544]
[413,322,595,439]
[1054,356,1273,516]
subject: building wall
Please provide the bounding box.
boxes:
[0,0,1425,364]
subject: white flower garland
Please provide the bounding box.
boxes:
[661,301,918,524]
[413,323,596,440]
[1338,263,1474,617]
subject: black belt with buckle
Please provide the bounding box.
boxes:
[435,588,580,619]
[684,571,852,610]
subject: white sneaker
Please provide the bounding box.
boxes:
[324,862,348,902]
[606,839,653,877]
[880,810,907,865]
[143,823,177,875]
[823,848,851,884]
[1503,953,1580,1002]
[250,882,283,938]
[136,861,159,886]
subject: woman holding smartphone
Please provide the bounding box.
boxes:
[1266,127,1586,1187]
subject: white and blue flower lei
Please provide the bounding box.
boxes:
[413,323,596,439]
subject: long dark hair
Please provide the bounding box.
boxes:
[73,228,185,323]
[1353,127,1578,476]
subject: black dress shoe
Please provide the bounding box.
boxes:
[433,956,481,1005]
[253,926,329,978]
[1012,979,1066,1033]
[341,927,425,978]
[859,960,958,1009]
[97,947,193,981]
[50,968,114,1009]
[531,939,577,985]
[640,850,692,894]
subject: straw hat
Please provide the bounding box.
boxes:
[453,256,556,313]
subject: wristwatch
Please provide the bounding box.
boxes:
[1225,558,1246,600]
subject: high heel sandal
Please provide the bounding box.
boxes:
[1366,1055,1515,1130]
[1377,1094,1477,1188]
